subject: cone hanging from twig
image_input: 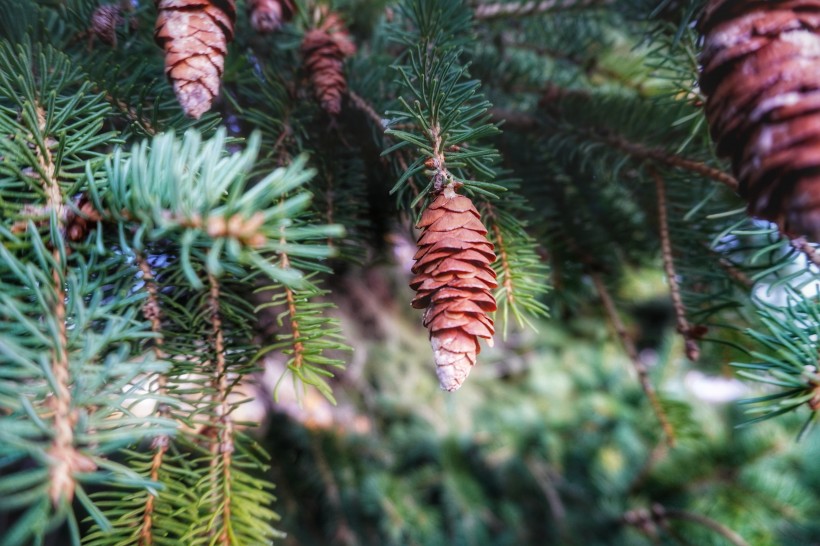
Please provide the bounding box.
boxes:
[248,0,293,33]
[155,0,236,119]
[301,11,356,115]
[699,0,820,241]
[410,187,497,391]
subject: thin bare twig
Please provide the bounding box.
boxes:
[590,272,676,446]
[136,253,168,546]
[473,0,614,20]
[208,273,234,546]
[623,504,750,546]
[651,168,700,361]
[791,236,820,269]
[525,457,567,532]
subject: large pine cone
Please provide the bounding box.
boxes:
[301,13,356,115]
[155,0,236,119]
[699,0,820,241]
[410,190,497,391]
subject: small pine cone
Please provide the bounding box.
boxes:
[248,0,293,33]
[301,13,356,115]
[90,4,125,46]
[154,0,236,119]
[410,189,497,391]
[699,0,820,241]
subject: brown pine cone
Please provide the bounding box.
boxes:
[90,4,124,46]
[301,13,356,115]
[410,189,497,391]
[154,0,236,119]
[248,0,294,33]
[699,0,820,241]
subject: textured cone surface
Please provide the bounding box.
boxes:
[412,192,497,391]
[301,13,356,115]
[699,0,820,241]
[155,0,236,119]
[248,0,293,33]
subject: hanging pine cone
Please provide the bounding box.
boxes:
[301,12,356,115]
[410,188,497,391]
[699,0,820,241]
[154,0,236,119]
[248,0,293,33]
[90,4,125,46]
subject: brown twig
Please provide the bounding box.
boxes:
[623,504,750,546]
[136,253,168,546]
[525,457,567,534]
[473,0,614,20]
[651,167,700,361]
[790,236,820,269]
[278,244,305,371]
[207,273,234,545]
[590,272,676,447]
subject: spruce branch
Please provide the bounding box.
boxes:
[590,272,676,446]
[652,167,700,361]
[473,0,614,20]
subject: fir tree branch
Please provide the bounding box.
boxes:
[473,0,614,20]
[207,272,235,546]
[590,272,676,447]
[652,168,699,361]
[30,100,96,506]
[279,249,305,373]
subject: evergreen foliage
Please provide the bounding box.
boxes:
[0,0,819,544]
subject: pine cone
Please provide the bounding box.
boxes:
[248,0,293,33]
[699,0,820,241]
[410,189,497,391]
[155,0,236,119]
[90,4,124,46]
[301,13,356,115]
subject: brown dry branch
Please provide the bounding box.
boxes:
[590,272,676,447]
[623,504,750,546]
[135,254,169,546]
[207,273,234,545]
[651,167,700,361]
[473,0,614,20]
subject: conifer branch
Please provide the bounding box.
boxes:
[652,168,699,361]
[590,272,676,446]
[207,272,235,546]
[473,0,614,20]
[279,249,305,372]
[31,100,95,506]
